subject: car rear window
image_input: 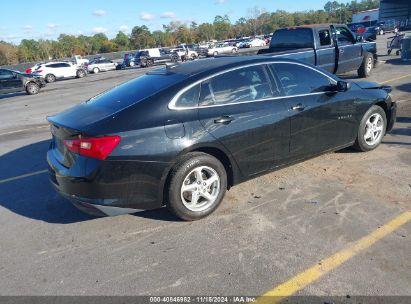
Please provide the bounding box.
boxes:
[270,28,314,48]
[85,73,186,111]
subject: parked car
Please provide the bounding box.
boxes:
[33,62,87,83]
[25,63,43,74]
[258,24,377,78]
[246,38,266,48]
[206,44,238,56]
[87,58,117,73]
[363,27,377,41]
[375,21,396,35]
[0,68,46,95]
[72,55,89,66]
[171,47,199,61]
[47,56,396,220]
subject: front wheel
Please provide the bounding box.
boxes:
[93,67,99,74]
[357,52,373,78]
[25,82,40,95]
[76,69,86,78]
[167,152,227,221]
[353,105,387,152]
[213,51,218,56]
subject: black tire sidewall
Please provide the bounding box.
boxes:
[26,82,39,95]
[46,74,55,83]
[355,105,387,151]
[358,53,373,78]
[77,69,85,78]
[168,153,227,221]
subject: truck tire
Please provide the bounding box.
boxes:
[357,52,373,78]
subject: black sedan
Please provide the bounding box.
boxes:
[0,68,46,95]
[47,57,396,220]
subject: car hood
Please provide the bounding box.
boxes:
[352,80,392,92]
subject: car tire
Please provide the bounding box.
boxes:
[167,152,227,221]
[380,29,384,35]
[213,51,218,56]
[353,105,387,152]
[191,54,197,60]
[357,52,373,78]
[231,48,236,53]
[130,61,135,67]
[93,67,99,74]
[25,82,40,95]
[76,69,86,78]
[45,74,56,83]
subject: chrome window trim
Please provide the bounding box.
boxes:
[168,61,337,111]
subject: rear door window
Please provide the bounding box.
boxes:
[199,65,273,106]
[175,84,200,108]
[318,29,332,46]
[271,63,334,95]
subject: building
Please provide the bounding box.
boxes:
[379,0,411,29]
[352,8,379,25]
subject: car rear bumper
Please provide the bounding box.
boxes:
[47,149,170,216]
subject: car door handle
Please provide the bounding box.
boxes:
[214,116,234,124]
[290,103,306,111]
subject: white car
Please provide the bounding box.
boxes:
[33,62,87,83]
[87,58,117,73]
[246,38,266,48]
[171,48,199,60]
[72,55,89,66]
[206,44,237,56]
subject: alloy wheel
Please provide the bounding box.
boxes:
[364,113,384,146]
[180,166,220,212]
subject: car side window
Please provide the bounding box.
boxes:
[61,63,71,67]
[318,29,332,46]
[335,27,354,45]
[199,65,273,106]
[175,84,200,108]
[271,63,333,96]
[0,70,14,79]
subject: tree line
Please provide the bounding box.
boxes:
[0,0,379,65]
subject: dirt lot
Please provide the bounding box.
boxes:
[0,34,410,300]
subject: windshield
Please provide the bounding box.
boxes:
[270,28,314,48]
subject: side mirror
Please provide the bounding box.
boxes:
[337,81,350,92]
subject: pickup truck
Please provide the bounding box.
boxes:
[258,24,377,78]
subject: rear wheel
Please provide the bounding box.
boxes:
[93,67,99,74]
[213,51,218,56]
[167,152,227,221]
[76,69,86,78]
[25,82,40,95]
[357,52,373,78]
[353,105,387,152]
[45,74,56,83]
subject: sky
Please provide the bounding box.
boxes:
[0,0,351,44]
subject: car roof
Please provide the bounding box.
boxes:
[149,56,306,77]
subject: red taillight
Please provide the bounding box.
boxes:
[26,68,32,73]
[64,136,121,160]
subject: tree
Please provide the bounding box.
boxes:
[130,25,155,49]
[213,15,231,40]
[113,31,129,51]
[197,23,215,42]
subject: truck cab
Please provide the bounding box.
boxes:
[259,24,377,78]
